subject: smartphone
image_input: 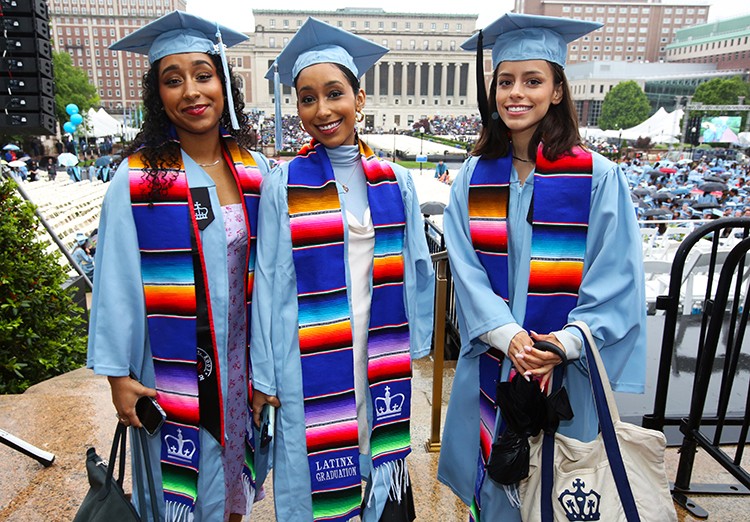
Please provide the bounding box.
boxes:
[260,404,275,448]
[136,396,167,436]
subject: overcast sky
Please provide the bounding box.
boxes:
[185,0,750,33]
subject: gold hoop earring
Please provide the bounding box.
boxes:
[356,111,364,123]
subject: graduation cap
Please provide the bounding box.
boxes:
[264,17,388,151]
[110,10,248,129]
[264,17,388,86]
[461,12,601,126]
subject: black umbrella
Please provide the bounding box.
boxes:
[703,175,724,182]
[647,169,663,178]
[485,370,572,485]
[699,182,727,193]
[94,155,112,167]
[632,187,651,197]
[642,208,672,217]
[691,202,721,210]
[420,201,446,216]
[652,191,675,201]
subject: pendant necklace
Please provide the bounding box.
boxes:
[512,155,534,164]
[198,158,221,168]
[338,167,358,193]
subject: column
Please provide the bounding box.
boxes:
[388,62,394,97]
[440,63,448,105]
[428,63,435,101]
[374,63,381,98]
[453,63,461,105]
[415,62,422,102]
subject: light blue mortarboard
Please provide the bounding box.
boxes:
[264,17,388,86]
[110,10,248,129]
[461,12,602,70]
[462,13,601,126]
[264,17,388,151]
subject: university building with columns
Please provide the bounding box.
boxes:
[248,9,480,131]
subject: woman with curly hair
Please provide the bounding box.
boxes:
[87,11,271,522]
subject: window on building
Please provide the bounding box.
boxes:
[365,21,370,28]
[443,23,449,30]
[283,19,289,28]
[351,21,356,29]
[396,39,402,50]
[269,37,275,48]
[423,40,429,50]
[456,23,462,31]
[392,21,398,30]
[379,21,384,29]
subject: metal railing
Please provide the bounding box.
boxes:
[640,218,750,518]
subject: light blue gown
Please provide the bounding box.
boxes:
[250,152,435,521]
[87,148,271,521]
[437,151,646,519]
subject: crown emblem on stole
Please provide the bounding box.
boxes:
[375,386,405,420]
[193,201,209,220]
[164,428,197,463]
[558,478,602,521]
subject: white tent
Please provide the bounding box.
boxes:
[86,107,120,137]
[603,107,684,143]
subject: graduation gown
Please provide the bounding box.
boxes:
[87,147,271,521]
[437,151,646,517]
[250,158,435,522]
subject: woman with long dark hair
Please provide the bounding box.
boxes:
[437,13,646,520]
[87,11,271,522]
[250,17,434,522]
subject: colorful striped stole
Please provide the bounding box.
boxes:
[288,140,412,522]
[466,145,593,521]
[129,135,263,521]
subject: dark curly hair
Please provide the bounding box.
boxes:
[472,61,581,162]
[123,53,253,196]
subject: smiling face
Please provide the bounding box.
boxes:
[494,59,563,145]
[157,52,224,139]
[295,63,365,148]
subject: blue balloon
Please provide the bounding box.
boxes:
[65,103,79,116]
[70,113,83,125]
[63,121,76,134]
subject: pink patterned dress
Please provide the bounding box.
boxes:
[221,203,250,519]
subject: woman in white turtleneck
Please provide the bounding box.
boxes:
[249,21,435,522]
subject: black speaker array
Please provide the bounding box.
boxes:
[0,0,56,135]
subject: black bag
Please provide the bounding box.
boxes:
[74,423,160,522]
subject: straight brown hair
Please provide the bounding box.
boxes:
[472,61,582,162]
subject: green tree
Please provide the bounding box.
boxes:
[52,50,100,132]
[598,81,651,131]
[0,177,87,394]
[691,76,750,130]
[693,76,750,105]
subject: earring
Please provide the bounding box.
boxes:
[299,120,306,132]
[491,111,500,120]
[356,110,364,123]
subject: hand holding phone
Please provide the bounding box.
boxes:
[260,404,275,448]
[136,396,167,436]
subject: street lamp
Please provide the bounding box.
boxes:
[392,127,397,161]
[419,126,425,175]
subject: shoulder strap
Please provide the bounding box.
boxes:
[566,321,641,522]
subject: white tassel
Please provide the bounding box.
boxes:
[165,501,195,522]
[241,474,255,516]
[503,483,522,509]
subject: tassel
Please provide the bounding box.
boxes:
[476,29,489,127]
[503,483,522,509]
[215,24,240,130]
[241,473,255,515]
[165,500,195,522]
[273,63,283,152]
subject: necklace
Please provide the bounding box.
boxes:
[198,158,221,168]
[337,167,358,193]
[512,154,534,164]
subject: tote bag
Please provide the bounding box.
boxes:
[519,321,677,522]
[74,423,159,522]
